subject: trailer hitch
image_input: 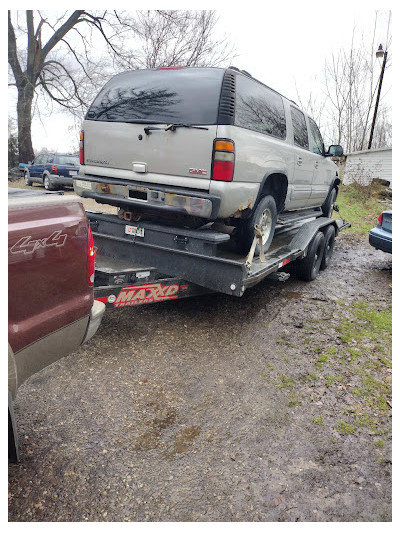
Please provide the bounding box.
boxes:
[245,224,266,270]
[117,208,142,223]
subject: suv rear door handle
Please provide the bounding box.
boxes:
[297,156,303,166]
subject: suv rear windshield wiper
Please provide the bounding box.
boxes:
[165,123,209,131]
[144,123,209,135]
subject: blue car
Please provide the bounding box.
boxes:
[369,211,392,254]
[24,153,80,191]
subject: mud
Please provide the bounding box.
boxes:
[8,233,392,522]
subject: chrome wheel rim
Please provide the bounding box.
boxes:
[260,208,273,245]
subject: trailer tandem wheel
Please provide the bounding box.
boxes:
[295,230,325,281]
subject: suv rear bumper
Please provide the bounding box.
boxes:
[49,174,75,187]
[74,177,221,220]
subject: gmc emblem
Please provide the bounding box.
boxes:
[189,168,207,175]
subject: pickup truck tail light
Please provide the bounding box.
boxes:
[79,130,84,165]
[87,225,95,286]
[212,139,235,182]
[377,212,383,226]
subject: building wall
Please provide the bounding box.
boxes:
[343,148,392,188]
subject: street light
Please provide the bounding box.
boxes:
[368,44,388,149]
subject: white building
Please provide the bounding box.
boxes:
[343,148,392,188]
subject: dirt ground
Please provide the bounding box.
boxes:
[8,185,392,522]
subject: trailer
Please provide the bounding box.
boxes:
[88,207,350,309]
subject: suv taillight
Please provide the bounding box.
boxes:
[51,165,58,174]
[377,213,383,226]
[79,130,84,165]
[87,225,95,286]
[212,139,235,182]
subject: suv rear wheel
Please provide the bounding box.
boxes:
[236,195,277,255]
[43,175,55,191]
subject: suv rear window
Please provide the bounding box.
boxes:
[86,68,225,125]
[56,155,80,165]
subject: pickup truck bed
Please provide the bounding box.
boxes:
[8,188,105,461]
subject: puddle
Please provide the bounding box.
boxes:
[170,426,201,455]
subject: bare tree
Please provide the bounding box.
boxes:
[8,10,235,162]
[321,13,391,152]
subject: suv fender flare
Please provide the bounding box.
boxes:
[42,170,51,182]
[255,170,289,214]
[328,175,341,195]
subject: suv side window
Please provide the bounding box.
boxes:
[34,155,44,164]
[235,75,286,139]
[290,107,309,150]
[47,154,54,164]
[309,118,325,155]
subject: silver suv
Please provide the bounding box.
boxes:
[75,66,343,253]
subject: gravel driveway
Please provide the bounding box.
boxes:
[8,214,392,521]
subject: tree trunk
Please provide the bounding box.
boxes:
[17,82,35,163]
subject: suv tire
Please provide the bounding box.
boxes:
[321,187,337,218]
[236,195,277,255]
[43,175,55,191]
[24,171,32,186]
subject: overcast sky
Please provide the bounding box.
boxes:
[8,2,392,154]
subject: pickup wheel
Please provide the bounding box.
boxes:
[320,225,336,270]
[236,195,277,255]
[321,187,337,218]
[24,171,32,186]
[296,231,325,281]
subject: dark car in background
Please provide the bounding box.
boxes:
[24,153,80,191]
[369,211,392,254]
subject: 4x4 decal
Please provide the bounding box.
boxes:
[9,230,67,255]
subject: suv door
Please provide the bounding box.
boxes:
[308,117,331,206]
[29,154,45,179]
[288,106,314,208]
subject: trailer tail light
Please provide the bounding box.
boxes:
[212,139,235,182]
[87,225,95,286]
[51,165,58,174]
[377,212,383,226]
[79,130,84,165]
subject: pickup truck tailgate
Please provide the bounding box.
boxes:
[8,194,93,354]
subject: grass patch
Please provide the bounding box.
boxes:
[336,420,356,435]
[276,374,295,389]
[338,300,391,345]
[311,416,324,425]
[325,375,344,387]
[335,183,390,235]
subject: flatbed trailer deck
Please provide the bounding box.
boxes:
[88,209,350,309]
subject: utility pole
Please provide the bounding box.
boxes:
[368,44,388,150]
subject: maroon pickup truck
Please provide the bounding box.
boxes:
[8,188,105,461]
